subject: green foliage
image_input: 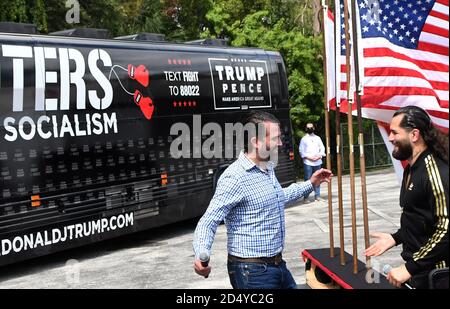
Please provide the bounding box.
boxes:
[0,0,47,32]
[30,0,47,32]
[43,0,68,33]
[75,0,126,36]
[162,0,213,41]
[132,0,165,34]
[2,0,167,37]
[0,0,31,23]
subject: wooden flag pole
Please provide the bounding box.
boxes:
[320,0,334,258]
[343,0,358,274]
[350,0,371,269]
[334,0,345,266]
[335,106,345,264]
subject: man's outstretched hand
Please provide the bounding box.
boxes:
[365,232,396,257]
[310,168,333,187]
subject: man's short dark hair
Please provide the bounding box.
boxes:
[242,111,280,152]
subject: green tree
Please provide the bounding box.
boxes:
[44,0,68,33]
[0,0,28,23]
[162,0,212,41]
[113,0,165,36]
[130,0,165,35]
[0,0,47,32]
[30,0,47,32]
[77,0,126,36]
[290,0,321,36]
[200,0,269,40]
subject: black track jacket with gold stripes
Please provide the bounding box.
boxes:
[391,149,449,276]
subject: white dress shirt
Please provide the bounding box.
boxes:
[299,133,326,166]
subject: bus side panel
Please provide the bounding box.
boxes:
[0,37,295,265]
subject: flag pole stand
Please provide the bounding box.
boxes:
[301,248,394,289]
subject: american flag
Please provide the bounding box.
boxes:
[327,0,449,133]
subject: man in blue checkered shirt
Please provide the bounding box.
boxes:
[193,111,333,289]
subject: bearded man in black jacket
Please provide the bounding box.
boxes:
[365,106,449,289]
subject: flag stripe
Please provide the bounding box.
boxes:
[427,109,450,120]
[364,67,449,90]
[433,2,449,15]
[363,57,448,82]
[364,86,439,97]
[366,105,449,128]
[419,31,450,47]
[339,83,446,104]
[436,90,449,100]
[372,107,448,129]
[362,38,448,64]
[422,24,449,38]
[436,0,449,7]
[429,9,449,21]
[361,95,446,113]
[377,101,449,118]
[337,88,449,110]
[417,41,449,55]
[328,8,334,21]
[364,48,448,72]
[433,1,448,15]
[330,102,449,131]
[342,79,447,102]
[365,76,445,92]
[341,82,448,107]
[427,16,449,29]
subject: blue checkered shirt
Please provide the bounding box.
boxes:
[193,152,313,259]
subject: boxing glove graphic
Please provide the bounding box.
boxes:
[128,64,149,87]
[134,90,154,120]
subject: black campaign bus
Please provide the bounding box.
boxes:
[0,26,296,266]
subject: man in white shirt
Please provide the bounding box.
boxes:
[299,123,326,202]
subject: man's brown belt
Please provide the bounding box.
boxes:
[228,253,283,265]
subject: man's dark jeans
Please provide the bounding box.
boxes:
[227,260,297,289]
[303,163,321,198]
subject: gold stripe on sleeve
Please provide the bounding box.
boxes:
[413,156,448,261]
